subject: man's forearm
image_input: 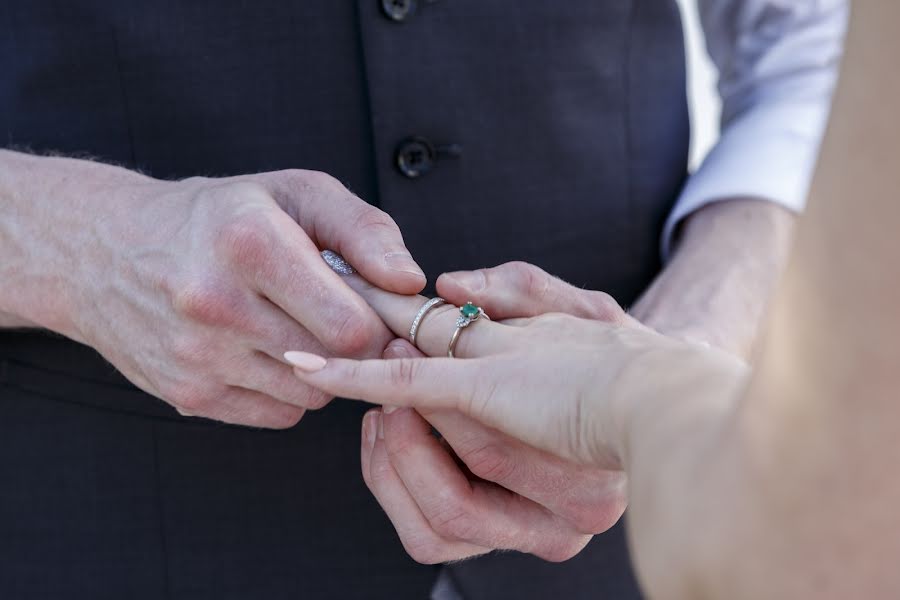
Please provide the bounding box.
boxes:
[0,150,150,337]
[630,198,796,359]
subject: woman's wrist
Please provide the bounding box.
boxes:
[602,332,749,472]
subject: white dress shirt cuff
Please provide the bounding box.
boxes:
[661,99,828,259]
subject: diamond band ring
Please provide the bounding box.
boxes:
[409,297,447,349]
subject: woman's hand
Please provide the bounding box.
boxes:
[288,260,748,575]
[288,262,679,467]
[286,260,739,564]
[287,261,646,562]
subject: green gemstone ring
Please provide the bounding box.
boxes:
[448,302,489,358]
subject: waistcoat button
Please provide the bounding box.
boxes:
[381,0,417,22]
[395,136,435,178]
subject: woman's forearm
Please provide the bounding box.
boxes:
[597,340,749,599]
[687,4,900,598]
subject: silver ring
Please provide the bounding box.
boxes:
[448,302,489,358]
[321,250,354,275]
[409,297,446,349]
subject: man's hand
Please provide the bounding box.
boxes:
[0,151,425,427]
[631,198,796,359]
[346,262,635,563]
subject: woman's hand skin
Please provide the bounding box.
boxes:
[290,262,649,562]
[289,304,672,466]
[289,261,747,577]
[0,151,425,427]
[288,260,693,466]
[379,263,635,562]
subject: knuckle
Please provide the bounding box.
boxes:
[508,261,550,299]
[501,261,535,285]
[536,535,592,563]
[274,169,345,205]
[300,169,342,191]
[169,334,214,366]
[169,384,215,414]
[172,282,243,328]
[460,444,516,483]
[401,535,444,565]
[195,180,270,208]
[298,388,334,411]
[217,213,276,271]
[572,501,626,535]
[565,478,628,534]
[220,395,306,429]
[259,407,306,430]
[222,180,272,203]
[351,204,400,234]
[402,537,453,565]
[328,310,380,357]
[430,505,479,542]
[264,370,333,411]
[586,292,625,322]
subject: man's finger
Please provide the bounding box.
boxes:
[361,409,490,564]
[382,408,591,561]
[230,353,334,410]
[244,209,391,357]
[179,386,306,430]
[424,408,627,535]
[382,339,627,535]
[244,294,328,362]
[261,170,426,295]
[437,261,627,323]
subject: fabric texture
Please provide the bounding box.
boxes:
[0,1,689,598]
[662,0,848,256]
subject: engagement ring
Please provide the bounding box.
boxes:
[448,302,489,358]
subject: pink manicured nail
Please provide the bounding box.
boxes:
[284,351,327,371]
[383,405,399,415]
[377,413,385,440]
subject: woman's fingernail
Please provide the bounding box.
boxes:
[383,405,399,415]
[364,411,378,447]
[284,351,327,371]
[384,252,426,280]
[377,413,385,440]
[443,270,486,293]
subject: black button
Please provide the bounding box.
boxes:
[381,0,417,22]
[395,137,436,179]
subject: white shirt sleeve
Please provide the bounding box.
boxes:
[661,0,849,258]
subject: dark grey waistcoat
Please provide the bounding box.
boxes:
[0,2,689,598]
